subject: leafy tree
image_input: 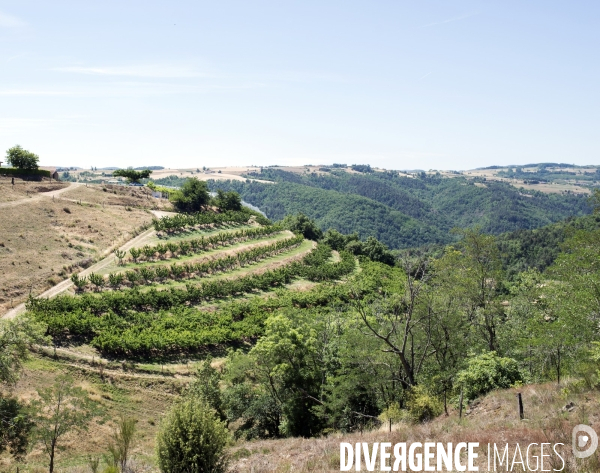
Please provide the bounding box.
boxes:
[455,352,523,403]
[156,396,229,473]
[350,257,434,389]
[321,229,351,250]
[0,397,33,461]
[213,189,242,211]
[170,178,211,213]
[6,145,39,170]
[0,316,47,385]
[317,326,384,433]
[537,228,600,383]
[223,382,281,440]
[346,236,395,266]
[188,357,225,421]
[112,168,152,183]
[280,213,323,241]
[351,164,372,173]
[30,375,101,473]
[435,229,504,351]
[0,317,46,460]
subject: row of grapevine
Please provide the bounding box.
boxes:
[29,245,355,317]
[79,235,304,292]
[29,247,357,356]
[152,210,258,233]
[125,225,282,264]
[37,283,352,357]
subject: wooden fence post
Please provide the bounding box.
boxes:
[459,388,464,420]
[517,393,524,420]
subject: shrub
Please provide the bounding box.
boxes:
[129,248,141,263]
[108,273,124,289]
[406,386,443,423]
[88,273,105,291]
[455,351,523,403]
[114,250,126,266]
[156,396,229,473]
[70,273,87,292]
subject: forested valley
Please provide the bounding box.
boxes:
[164,168,591,249]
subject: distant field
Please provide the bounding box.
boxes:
[67,166,273,184]
[464,165,597,195]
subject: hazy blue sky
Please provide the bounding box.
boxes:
[1,1,599,170]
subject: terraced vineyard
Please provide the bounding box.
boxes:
[27,211,357,359]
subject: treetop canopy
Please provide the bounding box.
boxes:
[112,168,152,183]
[5,145,39,170]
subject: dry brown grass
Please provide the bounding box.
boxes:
[59,184,173,210]
[0,178,67,203]
[0,193,154,316]
[463,168,593,195]
[0,356,181,473]
[3,357,600,472]
[228,381,600,472]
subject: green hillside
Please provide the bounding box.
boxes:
[180,169,592,249]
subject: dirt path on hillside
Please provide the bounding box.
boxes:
[1,224,304,320]
[34,346,194,381]
[0,182,81,209]
[2,225,157,320]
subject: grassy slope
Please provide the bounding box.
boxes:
[0,354,183,472]
[4,355,598,472]
[0,188,155,316]
[0,179,67,203]
[228,380,600,473]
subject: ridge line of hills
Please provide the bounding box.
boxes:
[152,167,591,250]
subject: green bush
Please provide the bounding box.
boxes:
[455,351,523,403]
[406,386,443,423]
[156,396,229,473]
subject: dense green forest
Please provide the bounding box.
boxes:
[156,169,590,249]
[408,213,600,279]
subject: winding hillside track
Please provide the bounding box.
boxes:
[0,181,82,209]
[2,225,158,320]
[2,211,308,319]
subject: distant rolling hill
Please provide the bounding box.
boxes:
[156,168,592,249]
